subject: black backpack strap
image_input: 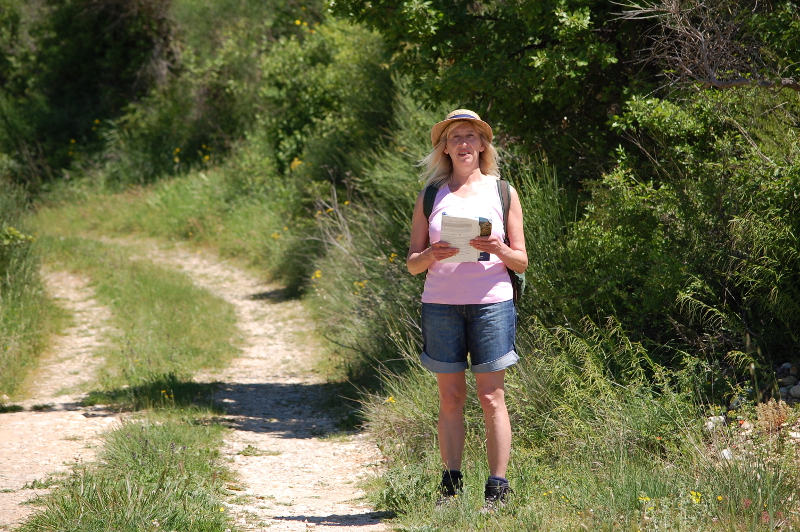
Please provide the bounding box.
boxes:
[423,184,438,220]
[496,180,511,243]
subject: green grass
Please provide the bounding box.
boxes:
[0,186,65,397]
[20,416,234,532]
[37,234,239,400]
[359,319,800,531]
[36,161,309,290]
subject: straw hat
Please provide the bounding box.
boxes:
[430,109,493,146]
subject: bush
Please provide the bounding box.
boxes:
[0,0,179,189]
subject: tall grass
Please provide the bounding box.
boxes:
[0,185,61,397]
[362,318,799,530]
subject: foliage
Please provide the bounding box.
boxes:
[743,1,800,80]
[0,0,179,188]
[329,0,657,181]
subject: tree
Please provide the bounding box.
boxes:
[0,0,179,188]
[329,0,658,180]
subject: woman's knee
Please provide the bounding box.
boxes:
[477,387,506,412]
[439,388,467,412]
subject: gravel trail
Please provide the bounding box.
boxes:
[0,270,120,529]
[0,243,386,531]
[133,242,388,532]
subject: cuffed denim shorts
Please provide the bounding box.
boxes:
[420,299,519,374]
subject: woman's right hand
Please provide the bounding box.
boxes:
[427,241,459,261]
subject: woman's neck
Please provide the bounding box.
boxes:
[448,168,488,198]
[450,166,484,187]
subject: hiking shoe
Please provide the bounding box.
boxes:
[480,476,512,513]
[436,470,463,507]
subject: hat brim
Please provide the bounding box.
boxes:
[430,116,493,146]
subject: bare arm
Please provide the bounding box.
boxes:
[406,189,459,275]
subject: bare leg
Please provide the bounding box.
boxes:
[436,371,467,470]
[475,370,511,478]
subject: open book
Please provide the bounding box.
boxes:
[439,214,492,263]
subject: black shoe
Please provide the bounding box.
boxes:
[481,476,512,513]
[436,469,463,507]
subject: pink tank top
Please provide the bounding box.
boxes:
[421,180,513,305]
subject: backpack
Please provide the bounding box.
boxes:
[422,180,526,304]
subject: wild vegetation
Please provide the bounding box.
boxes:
[2,0,800,529]
[0,185,59,398]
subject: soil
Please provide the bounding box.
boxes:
[0,242,387,532]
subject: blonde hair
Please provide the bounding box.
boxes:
[419,120,500,188]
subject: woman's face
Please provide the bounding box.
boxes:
[444,122,484,169]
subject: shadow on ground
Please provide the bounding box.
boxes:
[211,381,363,438]
[273,510,395,526]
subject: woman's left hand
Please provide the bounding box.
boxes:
[469,235,506,256]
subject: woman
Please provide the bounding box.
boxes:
[407,109,527,510]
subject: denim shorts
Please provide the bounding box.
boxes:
[420,300,518,374]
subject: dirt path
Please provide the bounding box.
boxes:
[1,242,386,531]
[141,243,387,532]
[0,270,120,529]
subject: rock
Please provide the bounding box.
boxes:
[791,366,799,376]
[719,448,733,460]
[789,431,800,439]
[780,362,792,371]
[740,421,753,431]
[780,388,789,400]
[705,416,726,431]
[790,385,800,399]
[778,376,798,387]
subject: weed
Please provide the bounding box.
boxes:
[237,445,263,457]
[22,478,58,490]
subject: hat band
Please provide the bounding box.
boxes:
[448,114,478,120]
